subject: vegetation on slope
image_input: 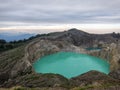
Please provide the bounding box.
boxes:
[0,34,48,52]
[0,29,120,90]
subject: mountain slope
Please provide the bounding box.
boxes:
[44,28,119,47]
[0,28,120,89]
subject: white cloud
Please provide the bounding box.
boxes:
[0,0,120,28]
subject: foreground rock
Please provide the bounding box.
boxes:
[2,73,69,88]
[1,71,120,90]
[109,68,120,80]
[70,71,120,87]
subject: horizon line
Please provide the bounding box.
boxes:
[0,24,120,34]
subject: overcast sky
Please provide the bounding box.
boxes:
[0,0,120,33]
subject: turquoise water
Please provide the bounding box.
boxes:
[33,52,110,78]
[86,47,102,51]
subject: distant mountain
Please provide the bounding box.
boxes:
[43,28,120,47]
[0,32,36,42]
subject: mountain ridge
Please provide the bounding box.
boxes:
[0,28,120,89]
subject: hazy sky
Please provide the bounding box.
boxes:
[0,0,120,33]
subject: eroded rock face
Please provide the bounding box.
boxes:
[24,39,85,66]
[82,42,120,86]
[88,43,120,71]
[5,38,86,80]
[0,29,120,89]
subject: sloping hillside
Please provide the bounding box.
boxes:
[0,29,120,90]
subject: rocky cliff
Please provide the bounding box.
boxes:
[0,28,120,90]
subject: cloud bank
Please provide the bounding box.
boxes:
[0,0,120,27]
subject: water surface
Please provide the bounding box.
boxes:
[86,47,102,51]
[33,52,110,78]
